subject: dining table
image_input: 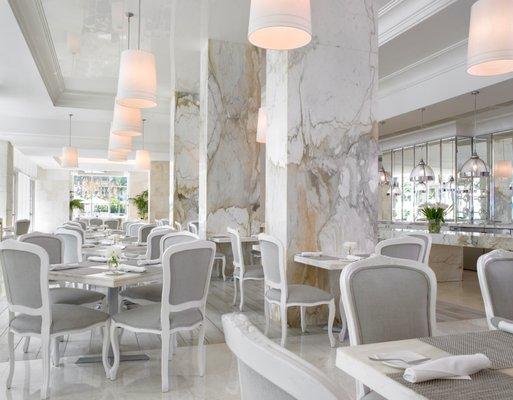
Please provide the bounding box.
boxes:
[336,329,513,399]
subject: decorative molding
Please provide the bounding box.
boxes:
[378,0,459,46]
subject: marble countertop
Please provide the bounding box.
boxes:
[379,226,513,251]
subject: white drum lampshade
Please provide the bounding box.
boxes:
[109,131,132,152]
[494,160,513,179]
[112,103,142,137]
[108,149,128,162]
[135,149,151,170]
[256,107,267,144]
[116,49,157,109]
[61,146,78,168]
[467,0,513,76]
[248,0,312,50]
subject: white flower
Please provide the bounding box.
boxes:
[106,246,121,259]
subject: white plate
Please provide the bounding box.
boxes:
[104,270,126,276]
[371,351,427,370]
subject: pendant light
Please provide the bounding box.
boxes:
[61,113,78,169]
[112,102,142,137]
[467,0,513,76]
[116,3,157,108]
[109,124,132,152]
[410,108,435,183]
[378,166,390,186]
[459,91,490,178]
[108,149,128,162]
[135,118,151,170]
[248,0,312,50]
[256,107,267,144]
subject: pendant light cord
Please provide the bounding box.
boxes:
[68,113,73,146]
[138,0,141,50]
[471,91,479,154]
[126,12,133,49]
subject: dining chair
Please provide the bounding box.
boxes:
[340,254,437,399]
[122,220,137,234]
[13,219,30,237]
[89,217,103,227]
[188,221,199,235]
[145,227,173,260]
[128,222,145,237]
[477,249,513,329]
[74,220,87,230]
[55,227,83,263]
[408,233,432,264]
[229,228,264,312]
[0,240,110,399]
[174,221,182,231]
[375,236,425,263]
[137,223,156,244]
[18,232,106,352]
[258,234,335,347]
[103,219,120,230]
[65,221,82,229]
[110,240,216,392]
[120,231,198,305]
[62,223,85,244]
[223,313,343,400]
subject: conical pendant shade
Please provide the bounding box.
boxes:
[112,103,142,136]
[109,130,132,152]
[248,0,312,50]
[108,149,128,162]
[116,49,157,109]
[135,149,151,170]
[61,146,78,168]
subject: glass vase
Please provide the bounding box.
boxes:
[428,219,441,234]
[107,257,119,271]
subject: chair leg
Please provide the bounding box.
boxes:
[232,277,238,305]
[280,305,288,347]
[52,337,60,367]
[221,256,226,281]
[41,334,51,399]
[102,320,111,377]
[198,324,206,376]
[169,333,176,360]
[300,306,307,333]
[6,331,15,389]
[161,332,170,392]
[23,336,30,353]
[239,278,244,311]
[327,300,336,348]
[109,324,121,381]
[264,299,270,336]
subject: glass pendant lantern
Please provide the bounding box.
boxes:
[410,108,435,183]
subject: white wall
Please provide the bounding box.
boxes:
[34,168,70,233]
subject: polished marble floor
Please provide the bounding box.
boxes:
[0,270,487,399]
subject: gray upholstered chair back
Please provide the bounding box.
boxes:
[477,250,513,327]
[128,222,144,237]
[258,234,284,288]
[408,233,432,264]
[228,228,244,269]
[341,255,437,346]
[104,219,119,230]
[160,232,197,255]
[0,240,50,310]
[161,240,215,307]
[375,236,425,263]
[89,218,103,226]
[75,220,87,230]
[66,221,82,229]
[147,228,172,260]
[122,220,134,233]
[55,229,81,263]
[222,313,342,400]
[188,221,199,235]
[14,219,30,236]
[19,232,64,265]
[63,224,85,244]
[138,224,156,243]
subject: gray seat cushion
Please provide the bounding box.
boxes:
[11,304,108,334]
[362,391,386,400]
[120,284,162,303]
[113,304,203,330]
[234,267,264,279]
[266,284,333,304]
[50,287,105,305]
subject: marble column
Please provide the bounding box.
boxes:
[199,40,265,237]
[128,171,148,220]
[0,140,14,227]
[171,92,200,225]
[266,0,378,325]
[149,161,170,222]
[35,169,70,232]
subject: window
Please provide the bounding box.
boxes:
[72,173,128,217]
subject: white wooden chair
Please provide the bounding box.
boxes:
[137,223,156,244]
[223,313,344,400]
[258,234,335,347]
[110,240,216,392]
[340,255,437,399]
[0,240,110,399]
[189,222,227,280]
[55,227,83,263]
[188,221,199,234]
[89,217,103,227]
[127,222,145,238]
[375,236,425,263]
[408,233,432,264]
[74,220,87,230]
[174,221,182,231]
[477,249,513,330]
[62,223,85,244]
[103,219,120,230]
[228,228,264,311]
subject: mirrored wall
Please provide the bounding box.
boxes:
[379,132,513,225]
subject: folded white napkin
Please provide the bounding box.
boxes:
[403,354,491,383]
[50,263,81,271]
[88,256,107,263]
[300,251,322,257]
[122,252,145,260]
[137,259,161,266]
[118,264,146,273]
[100,240,114,245]
[82,243,95,248]
[491,317,513,334]
[346,255,363,261]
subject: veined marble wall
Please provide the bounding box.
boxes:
[149,161,170,222]
[172,92,200,225]
[199,40,265,236]
[128,171,148,220]
[0,141,14,227]
[266,0,378,323]
[35,168,70,232]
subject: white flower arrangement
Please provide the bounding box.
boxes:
[106,246,122,259]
